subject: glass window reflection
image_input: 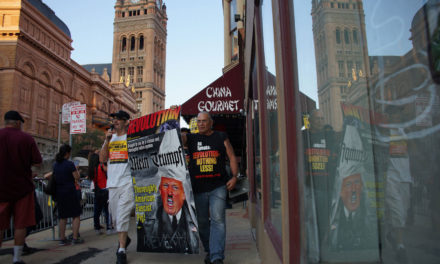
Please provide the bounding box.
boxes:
[262,0,282,235]
[294,0,440,263]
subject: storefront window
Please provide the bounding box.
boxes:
[230,0,239,62]
[295,0,440,263]
[252,60,262,201]
[262,0,282,235]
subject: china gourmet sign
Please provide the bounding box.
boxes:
[197,86,240,112]
[182,63,244,116]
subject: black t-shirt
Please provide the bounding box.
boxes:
[187,131,228,193]
[302,129,337,192]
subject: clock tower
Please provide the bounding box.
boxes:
[112,0,167,116]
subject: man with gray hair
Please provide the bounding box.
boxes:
[181,111,238,264]
[0,110,42,264]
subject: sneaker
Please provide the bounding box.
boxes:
[95,229,103,235]
[72,238,85,245]
[68,233,80,240]
[212,259,224,264]
[59,239,70,246]
[116,251,127,264]
[22,243,38,255]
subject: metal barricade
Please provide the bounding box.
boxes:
[2,178,96,242]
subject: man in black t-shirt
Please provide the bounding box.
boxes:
[182,111,238,264]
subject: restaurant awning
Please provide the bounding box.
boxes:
[182,63,244,118]
[181,63,245,160]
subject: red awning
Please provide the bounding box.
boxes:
[181,63,244,117]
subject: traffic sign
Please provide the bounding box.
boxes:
[70,104,87,134]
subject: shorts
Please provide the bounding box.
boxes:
[108,183,134,232]
[385,176,411,228]
[0,191,36,229]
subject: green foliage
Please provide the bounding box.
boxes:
[70,128,105,158]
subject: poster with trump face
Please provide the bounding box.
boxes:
[127,107,199,254]
[326,104,385,262]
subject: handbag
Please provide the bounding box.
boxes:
[43,173,56,197]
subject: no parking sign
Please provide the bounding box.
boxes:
[70,104,86,134]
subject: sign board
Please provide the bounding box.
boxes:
[127,107,199,254]
[62,101,81,124]
[70,104,87,134]
[181,63,244,116]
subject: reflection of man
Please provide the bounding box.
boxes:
[340,173,362,212]
[139,177,198,253]
[385,106,412,262]
[303,110,337,252]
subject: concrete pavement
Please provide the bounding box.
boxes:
[0,205,261,264]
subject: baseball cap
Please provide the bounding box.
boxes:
[4,110,25,123]
[110,110,130,120]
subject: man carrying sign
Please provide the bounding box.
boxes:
[182,111,238,264]
[100,110,134,264]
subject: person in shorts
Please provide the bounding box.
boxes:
[0,110,42,264]
[100,110,134,264]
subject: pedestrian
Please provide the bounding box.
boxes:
[182,111,238,264]
[100,110,134,264]
[384,105,413,263]
[53,144,83,245]
[0,110,42,264]
[88,152,111,234]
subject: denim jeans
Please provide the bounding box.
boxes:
[194,185,227,262]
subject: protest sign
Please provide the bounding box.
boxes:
[127,106,199,253]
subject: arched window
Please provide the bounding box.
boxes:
[336,29,341,44]
[130,36,136,51]
[121,37,127,52]
[139,35,144,50]
[353,29,359,44]
[344,28,350,44]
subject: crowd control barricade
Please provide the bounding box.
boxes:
[2,178,95,241]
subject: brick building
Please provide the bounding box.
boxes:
[0,0,137,164]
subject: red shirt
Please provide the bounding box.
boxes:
[0,127,42,202]
[94,164,107,189]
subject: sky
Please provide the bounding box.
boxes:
[42,0,224,108]
[41,0,428,109]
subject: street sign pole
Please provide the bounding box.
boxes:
[57,111,61,151]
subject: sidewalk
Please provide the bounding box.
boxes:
[0,205,261,264]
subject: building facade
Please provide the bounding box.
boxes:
[112,0,167,116]
[311,0,369,131]
[0,0,136,167]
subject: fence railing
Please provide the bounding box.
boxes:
[2,178,95,241]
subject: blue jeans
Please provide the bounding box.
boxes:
[194,185,227,262]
